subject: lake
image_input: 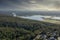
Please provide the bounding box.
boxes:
[20,15,60,21]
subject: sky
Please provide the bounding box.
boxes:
[0,0,60,11]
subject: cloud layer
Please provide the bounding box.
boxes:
[0,0,60,11]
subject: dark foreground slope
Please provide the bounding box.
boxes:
[0,16,60,40]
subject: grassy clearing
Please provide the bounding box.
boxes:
[44,19,60,24]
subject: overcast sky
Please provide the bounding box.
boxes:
[0,0,60,11]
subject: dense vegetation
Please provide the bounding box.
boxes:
[0,16,60,40]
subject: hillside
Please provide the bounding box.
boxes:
[0,16,60,40]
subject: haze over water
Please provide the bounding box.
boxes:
[20,15,60,21]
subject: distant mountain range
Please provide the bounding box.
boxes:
[0,11,60,16]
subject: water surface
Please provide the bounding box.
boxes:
[20,15,60,21]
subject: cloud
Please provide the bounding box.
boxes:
[0,0,60,11]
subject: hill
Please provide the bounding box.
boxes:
[0,16,60,40]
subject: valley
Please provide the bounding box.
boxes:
[0,16,60,40]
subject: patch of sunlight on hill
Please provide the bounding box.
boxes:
[44,19,60,24]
